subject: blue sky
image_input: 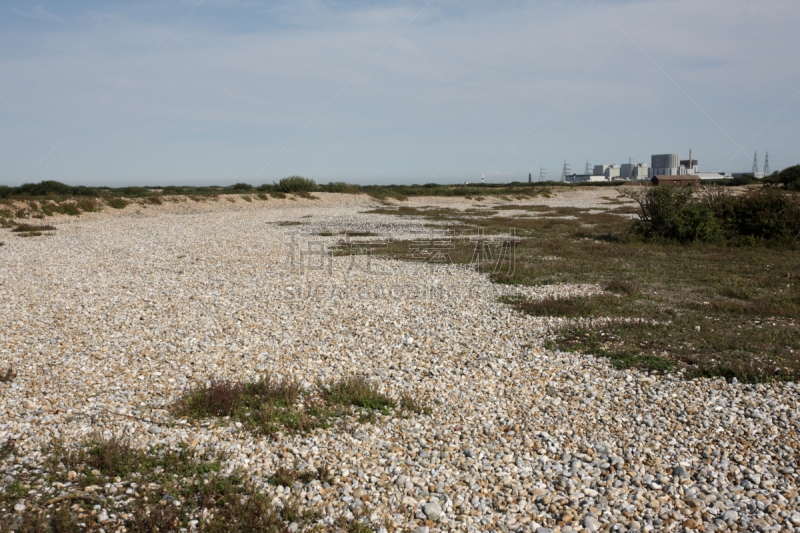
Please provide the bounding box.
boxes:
[1,0,798,186]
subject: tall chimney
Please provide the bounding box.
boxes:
[689,148,692,172]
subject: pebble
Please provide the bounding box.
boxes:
[1,191,799,532]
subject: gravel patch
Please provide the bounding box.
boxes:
[0,192,798,532]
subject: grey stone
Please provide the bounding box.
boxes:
[412,527,429,533]
[287,523,299,533]
[673,465,690,479]
[584,515,601,532]
[723,510,740,521]
[422,501,443,520]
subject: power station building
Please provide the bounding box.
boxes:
[650,154,685,177]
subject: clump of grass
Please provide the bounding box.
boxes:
[144,195,163,205]
[0,438,14,461]
[295,191,318,200]
[270,191,287,199]
[11,223,56,237]
[107,198,129,209]
[317,375,394,411]
[176,374,403,437]
[604,279,638,296]
[75,198,98,212]
[241,195,252,202]
[174,375,331,436]
[269,461,333,487]
[279,221,302,226]
[256,193,268,200]
[53,203,81,216]
[0,365,15,382]
[399,392,432,415]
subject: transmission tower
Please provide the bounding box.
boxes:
[561,160,572,182]
[752,151,759,175]
[538,167,547,182]
[585,160,591,175]
[763,152,770,176]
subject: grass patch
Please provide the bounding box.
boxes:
[270,191,287,199]
[357,192,800,383]
[107,198,129,209]
[75,198,98,212]
[241,195,252,202]
[174,374,402,438]
[278,221,302,226]
[0,435,342,533]
[11,223,56,237]
[294,191,318,200]
[52,203,82,216]
[256,193,268,200]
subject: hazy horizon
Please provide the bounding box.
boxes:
[2,1,799,187]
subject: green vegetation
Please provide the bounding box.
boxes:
[274,176,318,193]
[361,189,800,382]
[173,374,413,437]
[107,198,129,209]
[0,435,346,532]
[624,185,800,245]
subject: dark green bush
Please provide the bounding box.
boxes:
[320,181,360,193]
[256,183,274,192]
[232,182,253,191]
[768,165,800,190]
[107,198,129,209]
[713,190,800,243]
[0,180,102,198]
[275,176,317,193]
[120,186,152,198]
[630,185,721,243]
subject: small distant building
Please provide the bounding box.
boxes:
[566,174,607,183]
[651,175,701,186]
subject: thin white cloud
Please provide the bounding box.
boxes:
[10,5,63,23]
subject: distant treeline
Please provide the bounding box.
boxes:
[1,165,797,199]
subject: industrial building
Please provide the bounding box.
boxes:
[620,163,649,180]
[593,164,621,180]
[650,154,686,177]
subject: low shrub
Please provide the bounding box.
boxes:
[270,191,287,199]
[0,180,102,198]
[321,181,360,193]
[626,185,721,243]
[275,176,317,193]
[232,182,253,191]
[768,164,800,190]
[714,190,800,243]
[53,203,82,216]
[107,198,129,209]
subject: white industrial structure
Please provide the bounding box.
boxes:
[593,164,621,180]
[620,163,649,180]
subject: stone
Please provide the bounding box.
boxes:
[723,510,739,521]
[422,501,443,521]
[583,515,601,532]
[287,523,299,533]
[14,500,26,513]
